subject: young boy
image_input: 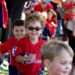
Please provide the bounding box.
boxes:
[41,40,74,75]
[0,19,26,75]
[14,12,46,75]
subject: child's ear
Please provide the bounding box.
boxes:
[43,59,50,67]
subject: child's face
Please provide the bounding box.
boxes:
[12,26,26,40]
[45,50,73,75]
[26,21,43,40]
[47,12,53,19]
[41,0,47,9]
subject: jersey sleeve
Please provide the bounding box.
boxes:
[47,3,53,9]
[34,4,39,11]
[0,41,9,55]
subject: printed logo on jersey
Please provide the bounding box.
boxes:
[24,1,31,9]
[12,46,17,56]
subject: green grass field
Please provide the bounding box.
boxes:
[0,70,8,75]
[0,57,9,75]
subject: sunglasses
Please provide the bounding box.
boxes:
[27,26,42,31]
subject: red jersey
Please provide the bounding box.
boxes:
[63,2,75,20]
[34,3,53,12]
[0,37,19,67]
[46,18,58,38]
[15,37,45,75]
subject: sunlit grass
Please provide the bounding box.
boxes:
[0,70,8,75]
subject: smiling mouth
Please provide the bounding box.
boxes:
[63,71,69,74]
[31,33,37,35]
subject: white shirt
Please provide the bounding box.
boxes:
[67,20,73,31]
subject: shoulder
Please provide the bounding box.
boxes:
[5,37,16,43]
[52,18,58,23]
[53,17,57,20]
[19,36,29,43]
[47,3,53,8]
[35,3,41,7]
[10,37,19,43]
[8,37,15,40]
[37,39,46,47]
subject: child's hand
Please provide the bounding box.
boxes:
[24,56,32,62]
[24,54,36,64]
[51,22,57,28]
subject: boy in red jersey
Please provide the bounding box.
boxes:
[0,19,26,75]
[41,40,74,75]
[14,12,46,75]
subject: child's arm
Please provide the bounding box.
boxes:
[0,42,9,65]
[51,22,57,28]
[14,47,36,63]
[15,55,32,63]
[0,42,9,55]
[15,54,36,64]
[51,18,58,28]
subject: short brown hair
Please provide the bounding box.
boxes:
[41,40,74,61]
[12,19,25,28]
[24,12,46,28]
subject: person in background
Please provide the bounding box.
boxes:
[41,40,74,75]
[14,12,46,75]
[0,19,26,75]
[50,0,63,40]
[43,9,58,40]
[63,0,75,75]
[34,0,53,12]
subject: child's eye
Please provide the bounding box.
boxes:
[15,30,18,32]
[60,62,67,65]
[20,30,24,32]
[60,62,72,65]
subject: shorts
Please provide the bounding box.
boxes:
[9,65,18,75]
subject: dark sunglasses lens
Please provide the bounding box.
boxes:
[28,27,34,31]
[35,27,41,31]
[28,27,41,31]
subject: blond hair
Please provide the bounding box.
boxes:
[41,40,74,61]
[47,9,57,17]
[24,12,46,28]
